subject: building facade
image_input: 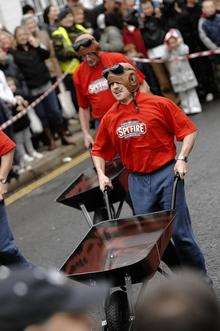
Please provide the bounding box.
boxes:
[0,0,65,33]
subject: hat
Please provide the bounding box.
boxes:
[164,29,182,43]
[57,7,72,22]
[0,266,109,331]
[103,62,139,94]
[73,34,100,57]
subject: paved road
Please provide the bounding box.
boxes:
[7,99,220,295]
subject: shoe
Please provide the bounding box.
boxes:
[23,154,34,162]
[205,93,214,102]
[32,151,43,159]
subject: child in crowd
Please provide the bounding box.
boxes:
[163,29,202,114]
[7,77,43,174]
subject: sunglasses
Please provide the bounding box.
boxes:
[73,38,93,52]
[102,64,126,79]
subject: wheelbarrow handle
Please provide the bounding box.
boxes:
[103,187,114,220]
[171,172,181,210]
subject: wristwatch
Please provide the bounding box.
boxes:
[0,178,7,184]
[177,155,188,162]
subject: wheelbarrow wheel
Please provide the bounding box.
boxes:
[105,290,130,331]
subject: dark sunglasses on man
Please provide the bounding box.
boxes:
[102,64,127,79]
[73,38,93,52]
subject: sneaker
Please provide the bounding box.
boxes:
[32,151,43,159]
[23,154,34,162]
[205,93,214,102]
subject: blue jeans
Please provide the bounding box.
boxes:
[33,90,63,129]
[0,200,31,267]
[128,161,207,273]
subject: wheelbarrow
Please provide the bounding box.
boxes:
[56,156,130,225]
[59,175,180,330]
[56,158,180,268]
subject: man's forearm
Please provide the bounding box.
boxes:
[0,150,14,180]
[92,155,105,176]
[79,107,91,135]
[179,131,197,157]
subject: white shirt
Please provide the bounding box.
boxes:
[0,70,16,105]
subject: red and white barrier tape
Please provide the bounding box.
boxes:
[133,48,220,63]
[0,71,68,131]
[1,48,220,130]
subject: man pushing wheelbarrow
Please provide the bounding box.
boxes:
[91,62,208,276]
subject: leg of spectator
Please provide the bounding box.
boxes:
[43,91,76,145]
[14,131,26,168]
[187,88,202,114]
[34,100,56,150]
[23,127,35,156]
[179,91,190,114]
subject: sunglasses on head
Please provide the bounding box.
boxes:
[73,38,93,52]
[103,64,126,79]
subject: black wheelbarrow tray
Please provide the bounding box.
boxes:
[59,176,179,330]
[60,210,175,330]
[60,209,174,286]
[56,157,129,225]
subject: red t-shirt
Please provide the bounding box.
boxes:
[92,93,197,173]
[73,52,144,120]
[0,130,16,156]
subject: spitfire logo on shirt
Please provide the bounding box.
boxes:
[88,78,109,94]
[116,120,147,139]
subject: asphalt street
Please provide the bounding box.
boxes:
[7,99,220,296]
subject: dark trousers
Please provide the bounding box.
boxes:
[33,90,63,130]
[0,200,31,267]
[128,161,207,273]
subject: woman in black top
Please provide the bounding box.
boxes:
[12,26,75,149]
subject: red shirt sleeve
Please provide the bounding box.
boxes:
[160,98,197,141]
[0,131,16,156]
[92,117,116,161]
[73,69,90,109]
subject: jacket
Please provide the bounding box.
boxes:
[199,14,220,49]
[52,25,87,74]
[164,43,198,93]
[100,26,124,52]
[141,16,166,49]
[12,44,51,89]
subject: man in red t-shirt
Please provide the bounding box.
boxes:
[73,33,149,148]
[92,63,208,274]
[0,130,32,267]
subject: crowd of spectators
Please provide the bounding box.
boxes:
[0,0,219,177]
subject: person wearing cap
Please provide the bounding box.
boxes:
[0,266,108,331]
[0,131,32,267]
[52,8,87,114]
[73,33,149,148]
[91,62,208,274]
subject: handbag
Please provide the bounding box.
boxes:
[58,83,76,119]
[28,107,43,134]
